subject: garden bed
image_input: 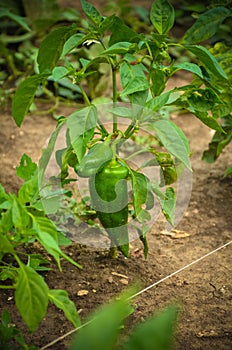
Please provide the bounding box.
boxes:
[0,99,231,349]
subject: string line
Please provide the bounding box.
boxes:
[40,240,232,350]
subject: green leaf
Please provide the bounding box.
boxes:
[80,0,102,26]
[31,216,60,270]
[120,61,147,89]
[0,209,13,235]
[62,33,84,56]
[146,90,172,111]
[18,174,39,205]
[101,42,133,55]
[185,45,228,80]
[202,129,232,163]
[223,166,232,178]
[173,62,204,79]
[70,290,134,350]
[52,66,69,81]
[107,106,132,118]
[183,7,231,44]
[130,170,148,219]
[0,9,31,32]
[39,120,66,182]
[150,68,166,96]
[11,195,31,232]
[0,233,15,254]
[37,26,77,73]
[150,0,175,34]
[109,16,139,46]
[67,105,98,162]
[77,143,113,177]
[15,263,49,332]
[193,111,225,133]
[0,183,8,204]
[48,289,80,327]
[188,88,220,112]
[12,74,48,126]
[159,187,176,225]
[123,305,178,350]
[121,76,150,96]
[16,154,37,181]
[31,216,82,270]
[153,120,191,170]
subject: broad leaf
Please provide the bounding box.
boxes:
[146,90,172,111]
[0,9,31,32]
[15,263,49,332]
[183,7,231,44]
[39,120,65,182]
[0,234,15,254]
[187,88,219,112]
[191,112,225,133]
[37,26,77,73]
[185,45,228,80]
[107,106,132,118]
[80,0,102,26]
[77,143,113,177]
[11,195,31,232]
[153,120,191,170]
[67,105,98,162]
[173,62,204,79]
[123,305,178,350]
[12,74,48,126]
[120,61,147,89]
[109,16,139,45]
[101,42,133,55]
[48,289,80,327]
[70,290,134,350]
[130,170,148,219]
[159,187,176,225]
[121,76,150,96]
[16,154,37,181]
[150,0,175,35]
[31,216,82,269]
[62,33,85,56]
[18,175,39,205]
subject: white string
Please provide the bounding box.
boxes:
[40,240,232,350]
[129,240,232,299]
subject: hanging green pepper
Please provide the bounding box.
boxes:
[89,159,129,257]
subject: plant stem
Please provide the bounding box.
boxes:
[112,65,118,134]
[79,84,91,106]
[0,285,15,289]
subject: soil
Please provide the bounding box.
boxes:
[0,1,232,349]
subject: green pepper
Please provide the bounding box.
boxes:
[89,159,129,257]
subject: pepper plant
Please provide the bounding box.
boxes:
[12,0,229,258]
[0,154,82,332]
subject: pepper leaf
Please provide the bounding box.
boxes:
[77,143,113,177]
[67,105,98,162]
[48,289,80,328]
[15,263,49,332]
[37,26,77,73]
[183,7,231,44]
[130,170,148,219]
[80,0,102,26]
[153,120,191,170]
[185,45,228,80]
[150,0,175,35]
[12,74,48,126]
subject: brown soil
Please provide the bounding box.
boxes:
[0,93,232,350]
